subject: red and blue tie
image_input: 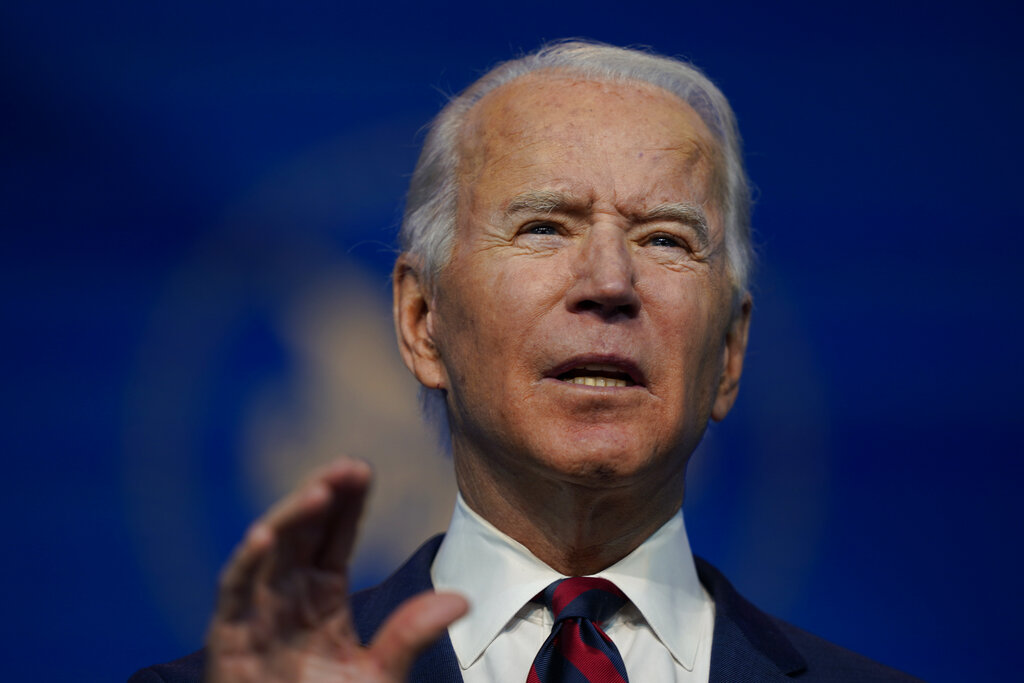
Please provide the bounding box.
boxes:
[527,577,629,683]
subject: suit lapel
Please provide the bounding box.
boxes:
[351,538,809,683]
[350,535,463,682]
[697,557,807,682]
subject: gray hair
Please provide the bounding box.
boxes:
[399,40,753,447]
[401,39,752,292]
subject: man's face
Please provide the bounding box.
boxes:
[406,73,749,492]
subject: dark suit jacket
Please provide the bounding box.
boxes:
[130,535,921,682]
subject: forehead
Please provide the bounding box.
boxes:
[457,72,721,211]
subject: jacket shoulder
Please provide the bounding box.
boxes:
[772,618,923,682]
[695,557,922,682]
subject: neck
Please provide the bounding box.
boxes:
[453,446,686,576]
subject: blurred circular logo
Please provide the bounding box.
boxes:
[121,120,457,645]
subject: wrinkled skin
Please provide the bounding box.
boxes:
[396,73,750,575]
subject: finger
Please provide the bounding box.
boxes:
[261,458,371,580]
[369,591,469,680]
[215,522,274,621]
[312,461,372,572]
[213,459,371,626]
[262,481,334,582]
[261,457,369,532]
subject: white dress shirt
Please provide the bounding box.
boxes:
[431,495,715,682]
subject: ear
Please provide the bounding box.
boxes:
[393,254,448,390]
[711,293,752,422]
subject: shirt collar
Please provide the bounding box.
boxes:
[594,510,708,670]
[430,494,708,671]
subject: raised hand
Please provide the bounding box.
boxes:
[206,458,468,682]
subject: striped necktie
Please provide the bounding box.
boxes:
[527,577,629,683]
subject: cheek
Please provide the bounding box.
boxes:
[436,255,571,399]
[434,266,523,381]
[646,290,725,388]
[467,252,571,325]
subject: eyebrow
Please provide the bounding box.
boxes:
[504,190,589,216]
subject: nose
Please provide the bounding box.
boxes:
[566,227,640,319]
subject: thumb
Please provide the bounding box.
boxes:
[369,591,469,680]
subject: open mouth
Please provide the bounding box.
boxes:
[555,363,638,388]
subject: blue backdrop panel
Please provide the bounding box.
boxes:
[2,1,1021,681]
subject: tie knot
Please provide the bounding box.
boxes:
[542,577,627,625]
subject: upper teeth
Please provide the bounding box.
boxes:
[562,364,633,387]
[567,376,628,387]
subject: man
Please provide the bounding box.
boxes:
[132,41,920,682]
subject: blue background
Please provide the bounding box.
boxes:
[3,1,1022,681]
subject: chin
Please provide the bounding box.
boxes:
[526,423,665,485]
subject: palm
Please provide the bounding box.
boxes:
[205,460,466,683]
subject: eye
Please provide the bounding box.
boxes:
[645,233,688,250]
[521,222,560,236]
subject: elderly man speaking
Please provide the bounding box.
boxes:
[131,41,920,683]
